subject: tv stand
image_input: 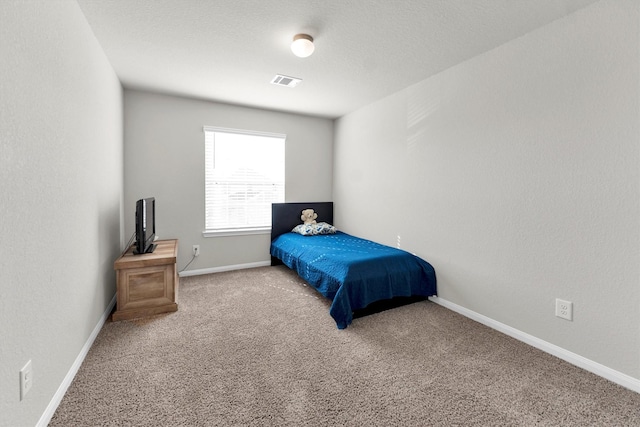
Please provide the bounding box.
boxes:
[112,239,178,321]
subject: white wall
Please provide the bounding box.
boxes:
[334,0,639,380]
[0,1,123,426]
[124,90,333,272]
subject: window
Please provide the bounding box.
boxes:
[204,126,285,235]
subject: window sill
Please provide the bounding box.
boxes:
[202,227,271,238]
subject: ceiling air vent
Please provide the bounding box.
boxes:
[271,74,302,88]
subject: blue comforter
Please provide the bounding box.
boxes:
[270,231,437,329]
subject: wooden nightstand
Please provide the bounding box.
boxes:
[112,239,178,321]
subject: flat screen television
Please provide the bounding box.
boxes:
[133,197,156,255]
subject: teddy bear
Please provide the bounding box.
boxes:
[301,208,318,225]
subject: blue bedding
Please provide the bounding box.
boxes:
[270,231,437,329]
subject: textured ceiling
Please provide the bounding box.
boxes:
[76,0,599,119]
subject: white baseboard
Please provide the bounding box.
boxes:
[428,296,640,394]
[179,261,271,277]
[37,294,117,427]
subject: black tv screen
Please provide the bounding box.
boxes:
[134,197,156,255]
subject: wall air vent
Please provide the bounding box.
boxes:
[271,74,302,88]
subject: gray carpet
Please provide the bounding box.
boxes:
[50,266,640,426]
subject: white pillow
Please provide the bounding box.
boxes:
[292,222,337,236]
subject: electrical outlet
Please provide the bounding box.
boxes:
[20,360,33,400]
[555,298,573,321]
[192,245,200,257]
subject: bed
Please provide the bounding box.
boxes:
[270,202,437,329]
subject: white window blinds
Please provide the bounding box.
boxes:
[204,127,285,232]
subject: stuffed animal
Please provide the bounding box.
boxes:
[301,209,318,225]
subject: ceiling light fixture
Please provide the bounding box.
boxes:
[291,34,314,58]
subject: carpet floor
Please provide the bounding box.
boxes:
[50,266,640,426]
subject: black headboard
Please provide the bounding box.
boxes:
[271,202,334,242]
